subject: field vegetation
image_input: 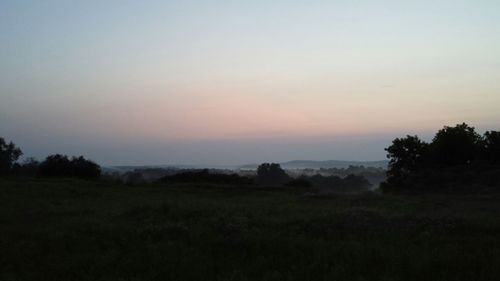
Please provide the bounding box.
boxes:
[1,178,500,281]
[2,123,500,280]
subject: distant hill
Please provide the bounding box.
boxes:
[240,160,388,170]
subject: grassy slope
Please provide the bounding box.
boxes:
[1,178,500,281]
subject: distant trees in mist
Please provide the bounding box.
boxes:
[1,136,375,192]
[160,169,253,185]
[256,163,371,191]
[256,163,291,185]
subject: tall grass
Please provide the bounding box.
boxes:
[1,178,500,280]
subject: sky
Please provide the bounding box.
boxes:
[1,0,500,166]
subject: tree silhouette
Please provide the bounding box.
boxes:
[38,154,101,179]
[430,123,481,166]
[385,135,427,186]
[38,154,72,177]
[383,123,500,192]
[483,131,500,164]
[0,137,22,175]
[256,163,290,185]
[71,156,101,179]
[13,157,40,177]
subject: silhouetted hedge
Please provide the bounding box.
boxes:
[289,174,371,192]
[38,154,101,179]
[160,169,253,185]
[286,178,313,187]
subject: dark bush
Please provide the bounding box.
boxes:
[124,171,146,185]
[0,137,22,175]
[483,131,500,164]
[38,154,101,179]
[71,156,101,179]
[302,174,371,192]
[256,163,291,185]
[12,157,40,177]
[160,169,253,185]
[307,174,343,188]
[38,154,72,177]
[343,174,372,191]
[286,177,313,187]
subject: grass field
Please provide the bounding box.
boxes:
[1,178,500,281]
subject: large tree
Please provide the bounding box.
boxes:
[0,137,23,175]
[429,123,481,166]
[382,123,500,192]
[385,135,428,186]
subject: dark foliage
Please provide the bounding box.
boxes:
[256,163,291,185]
[295,174,371,192]
[315,165,386,187]
[483,131,500,164]
[430,123,482,166]
[306,174,343,187]
[160,169,254,185]
[12,157,40,177]
[343,174,372,190]
[383,123,500,192]
[0,137,22,175]
[38,154,101,179]
[385,135,428,187]
[286,178,313,187]
[3,178,500,280]
[123,171,146,185]
[38,154,72,177]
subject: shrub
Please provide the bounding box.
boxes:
[0,137,22,175]
[38,154,101,179]
[286,177,313,187]
[160,169,253,185]
[12,157,39,177]
[256,163,291,186]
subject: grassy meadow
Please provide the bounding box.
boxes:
[1,178,500,281]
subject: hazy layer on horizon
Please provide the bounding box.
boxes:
[2,1,500,165]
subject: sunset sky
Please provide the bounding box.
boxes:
[1,0,500,165]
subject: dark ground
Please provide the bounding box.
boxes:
[1,178,500,281]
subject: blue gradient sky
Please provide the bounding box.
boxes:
[1,0,500,165]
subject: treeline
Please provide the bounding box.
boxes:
[155,163,372,191]
[255,163,370,190]
[383,123,500,192]
[290,166,386,187]
[287,174,371,192]
[160,169,253,185]
[2,136,371,191]
[0,138,100,179]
